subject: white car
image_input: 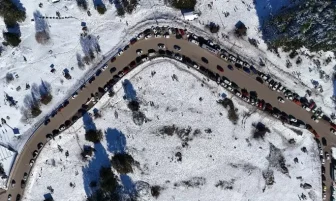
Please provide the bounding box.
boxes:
[311,115,319,123]
[174,54,182,61]
[285,95,293,100]
[243,62,249,67]
[221,83,228,88]
[164,33,170,38]
[193,64,199,69]
[29,159,35,166]
[158,44,165,49]
[223,80,231,85]
[243,96,250,102]
[142,57,149,62]
[189,39,199,45]
[137,33,144,39]
[136,49,143,55]
[59,125,66,131]
[331,128,336,135]
[278,97,285,103]
[220,54,228,61]
[228,86,234,92]
[72,92,78,99]
[7,194,11,201]
[321,158,325,165]
[229,55,236,62]
[145,34,152,39]
[236,92,242,97]
[277,85,284,92]
[155,34,161,38]
[326,153,330,160]
[117,50,123,56]
[289,117,297,122]
[272,83,279,90]
[102,64,108,71]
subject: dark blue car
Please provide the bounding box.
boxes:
[227,65,234,70]
[243,67,250,74]
[250,66,258,74]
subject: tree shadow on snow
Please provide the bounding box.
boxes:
[11,0,26,12]
[33,10,49,33]
[122,79,137,101]
[120,174,137,198]
[253,0,301,41]
[92,0,105,8]
[82,142,111,196]
[83,112,97,131]
[80,34,100,57]
[254,0,293,25]
[105,128,126,154]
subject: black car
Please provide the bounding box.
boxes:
[199,66,207,72]
[201,57,208,64]
[44,119,50,125]
[37,142,43,150]
[176,34,182,39]
[256,77,264,84]
[124,45,129,51]
[165,50,173,57]
[174,45,181,51]
[110,67,117,74]
[95,69,102,76]
[89,76,95,83]
[234,63,242,69]
[16,194,21,201]
[46,133,53,140]
[21,180,26,189]
[158,49,165,55]
[322,137,327,146]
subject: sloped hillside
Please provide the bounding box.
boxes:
[262,0,336,52]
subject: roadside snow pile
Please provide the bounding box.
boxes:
[23,59,321,201]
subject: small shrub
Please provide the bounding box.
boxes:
[289,50,298,59]
[31,106,42,117]
[151,185,161,198]
[117,7,125,16]
[171,0,196,9]
[96,5,106,15]
[85,129,103,143]
[111,153,135,174]
[6,72,14,83]
[0,163,4,175]
[128,100,140,111]
[3,32,21,47]
[40,94,52,105]
[99,167,119,192]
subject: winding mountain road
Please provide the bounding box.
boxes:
[1,31,334,201]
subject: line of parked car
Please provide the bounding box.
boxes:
[182,28,336,138]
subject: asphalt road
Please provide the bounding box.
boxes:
[1,33,334,201]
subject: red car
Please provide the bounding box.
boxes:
[129,61,136,68]
[130,38,137,45]
[217,65,224,72]
[123,67,130,74]
[179,29,185,36]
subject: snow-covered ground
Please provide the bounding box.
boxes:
[0,145,16,187]
[0,0,335,154]
[23,60,321,201]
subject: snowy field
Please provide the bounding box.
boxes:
[0,0,335,155]
[23,60,321,201]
